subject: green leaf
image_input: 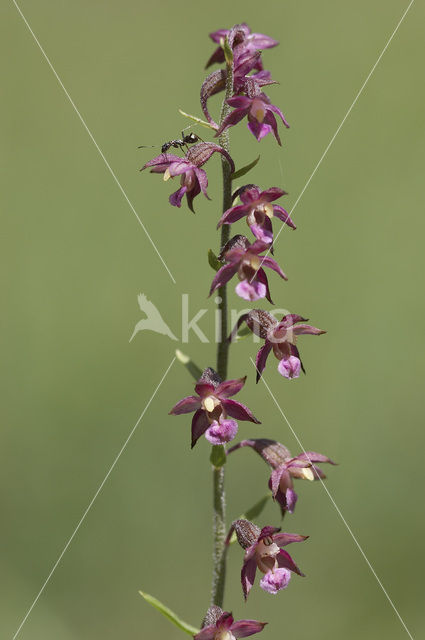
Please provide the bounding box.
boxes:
[244,493,272,521]
[208,249,221,272]
[175,349,202,380]
[232,155,261,181]
[223,36,233,66]
[210,444,226,468]
[179,109,216,131]
[139,591,199,636]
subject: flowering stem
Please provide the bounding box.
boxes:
[211,44,234,609]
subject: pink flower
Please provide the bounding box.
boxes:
[215,79,289,145]
[228,439,336,515]
[217,184,295,244]
[206,23,278,69]
[169,367,260,448]
[232,519,307,600]
[195,607,266,640]
[141,143,234,212]
[230,309,326,381]
[209,235,287,303]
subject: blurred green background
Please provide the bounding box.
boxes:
[1,1,424,638]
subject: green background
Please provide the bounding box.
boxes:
[1,1,424,638]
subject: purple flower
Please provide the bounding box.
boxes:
[217,185,295,244]
[232,519,307,599]
[196,607,266,640]
[215,79,289,145]
[141,142,234,212]
[206,23,278,69]
[201,63,276,131]
[230,309,326,381]
[228,439,336,515]
[169,367,260,448]
[209,235,287,303]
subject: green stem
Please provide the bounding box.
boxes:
[211,44,234,609]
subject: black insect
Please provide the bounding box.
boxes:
[138,131,202,154]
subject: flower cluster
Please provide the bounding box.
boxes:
[203,25,289,144]
[140,21,334,640]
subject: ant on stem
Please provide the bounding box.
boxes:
[138,131,203,155]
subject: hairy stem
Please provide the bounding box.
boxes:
[211,46,234,609]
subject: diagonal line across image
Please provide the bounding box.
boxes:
[12,0,177,285]
[12,357,176,640]
[250,358,414,640]
[250,0,415,282]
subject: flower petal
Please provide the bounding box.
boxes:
[261,256,288,280]
[194,381,216,397]
[194,167,209,197]
[273,205,296,229]
[205,418,238,445]
[168,160,193,177]
[277,548,305,576]
[266,103,290,128]
[285,487,298,513]
[194,628,216,640]
[191,409,209,448]
[216,377,247,398]
[260,187,287,201]
[292,324,326,336]
[260,568,291,594]
[278,356,301,379]
[209,262,239,296]
[235,279,267,301]
[217,204,250,227]
[216,108,249,137]
[251,34,279,50]
[295,451,336,465]
[255,341,272,382]
[239,186,261,203]
[250,222,273,244]
[227,95,252,109]
[247,117,272,141]
[169,395,201,415]
[241,556,257,600]
[217,612,234,630]
[169,185,188,207]
[270,466,287,497]
[222,398,261,424]
[186,180,201,213]
[256,269,273,304]
[263,112,281,145]
[279,313,308,328]
[141,153,181,170]
[231,620,267,638]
